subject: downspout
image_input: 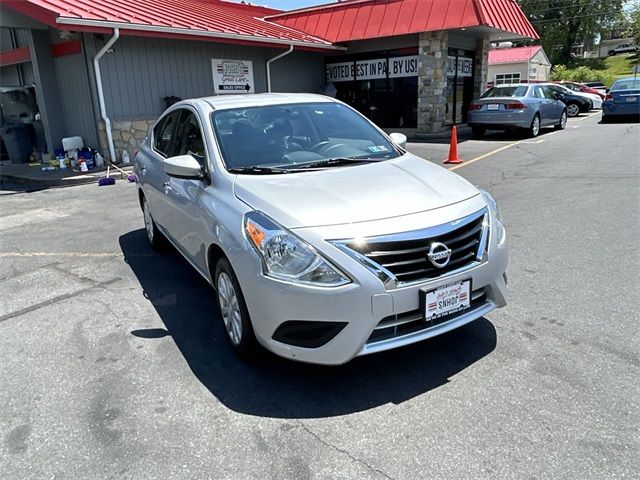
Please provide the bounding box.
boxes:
[93,28,119,161]
[266,45,294,93]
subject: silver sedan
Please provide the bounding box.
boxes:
[135,94,508,365]
[468,84,568,137]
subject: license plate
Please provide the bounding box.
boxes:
[625,96,637,102]
[422,280,471,321]
[487,104,500,110]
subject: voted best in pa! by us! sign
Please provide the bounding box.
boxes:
[212,59,255,95]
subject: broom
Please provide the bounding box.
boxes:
[98,164,116,186]
[106,160,137,183]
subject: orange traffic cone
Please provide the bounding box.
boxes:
[444,126,463,165]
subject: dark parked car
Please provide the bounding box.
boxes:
[544,84,593,117]
[602,77,640,122]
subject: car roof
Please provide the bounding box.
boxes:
[193,93,335,111]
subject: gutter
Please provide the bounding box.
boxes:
[56,17,344,51]
[266,45,294,93]
[93,28,119,162]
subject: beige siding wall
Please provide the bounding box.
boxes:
[488,59,551,85]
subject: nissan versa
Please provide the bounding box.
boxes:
[135,93,508,365]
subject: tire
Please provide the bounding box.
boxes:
[566,103,580,117]
[142,196,167,251]
[529,114,541,138]
[555,110,568,130]
[471,126,485,138]
[601,114,609,124]
[214,257,259,356]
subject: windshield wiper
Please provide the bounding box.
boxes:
[287,157,380,170]
[227,165,292,175]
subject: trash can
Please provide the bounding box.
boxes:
[0,124,33,164]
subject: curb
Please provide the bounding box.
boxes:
[0,166,134,188]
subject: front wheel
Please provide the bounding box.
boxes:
[529,114,541,137]
[566,103,580,117]
[214,258,259,356]
[555,110,568,130]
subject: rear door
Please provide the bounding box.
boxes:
[543,86,564,121]
[532,86,552,125]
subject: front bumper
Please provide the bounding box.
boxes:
[232,199,508,365]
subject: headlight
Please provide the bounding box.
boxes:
[244,211,351,287]
[480,190,506,245]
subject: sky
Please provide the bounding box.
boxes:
[236,0,334,10]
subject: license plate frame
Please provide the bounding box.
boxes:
[421,279,472,321]
[487,103,500,110]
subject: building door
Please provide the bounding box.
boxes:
[446,49,475,125]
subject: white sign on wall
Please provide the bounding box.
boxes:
[212,59,254,94]
[325,55,419,82]
[446,56,473,78]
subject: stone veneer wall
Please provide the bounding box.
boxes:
[473,38,491,100]
[417,30,449,134]
[98,118,156,161]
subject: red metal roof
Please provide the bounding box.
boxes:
[267,0,539,43]
[2,0,337,50]
[488,45,542,65]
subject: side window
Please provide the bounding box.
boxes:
[153,112,178,157]
[173,110,206,168]
[533,87,545,99]
[543,87,556,100]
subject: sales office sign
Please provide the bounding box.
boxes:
[326,55,419,82]
[212,59,255,94]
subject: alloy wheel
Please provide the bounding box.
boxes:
[217,272,243,345]
[567,104,580,117]
[532,116,540,137]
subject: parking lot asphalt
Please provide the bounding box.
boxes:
[1,113,638,479]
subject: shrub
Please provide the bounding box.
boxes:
[550,64,615,87]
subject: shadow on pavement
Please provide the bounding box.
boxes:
[120,228,497,419]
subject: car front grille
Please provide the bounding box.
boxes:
[366,288,488,345]
[341,209,488,285]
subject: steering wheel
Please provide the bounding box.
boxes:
[320,143,348,156]
[309,141,332,153]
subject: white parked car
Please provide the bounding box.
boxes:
[135,93,508,365]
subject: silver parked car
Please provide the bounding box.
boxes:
[135,94,508,365]
[468,84,568,137]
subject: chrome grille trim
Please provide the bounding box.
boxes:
[331,208,489,288]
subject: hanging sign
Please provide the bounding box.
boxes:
[446,56,473,78]
[326,55,419,82]
[212,59,254,94]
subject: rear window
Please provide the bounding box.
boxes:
[611,79,640,91]
[481,86,528,98]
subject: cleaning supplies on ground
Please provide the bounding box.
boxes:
[79,159,89,174]
[78,148,95,169]
[62,136,84,152]
[121,150,130,165]
[94,152,105,168]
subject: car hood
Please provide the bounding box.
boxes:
[233,153,479,228]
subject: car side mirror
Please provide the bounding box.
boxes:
[605,88,610,94]
[389,132,407,149]
[164,154,204,179]
[554,92,562,100]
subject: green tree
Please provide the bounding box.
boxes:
[517,0,625,65]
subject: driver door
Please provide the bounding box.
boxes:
[162,108,211,274]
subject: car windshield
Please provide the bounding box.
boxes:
[211,102,400,173]
[481,86,528,98]
[611,79,640,91]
